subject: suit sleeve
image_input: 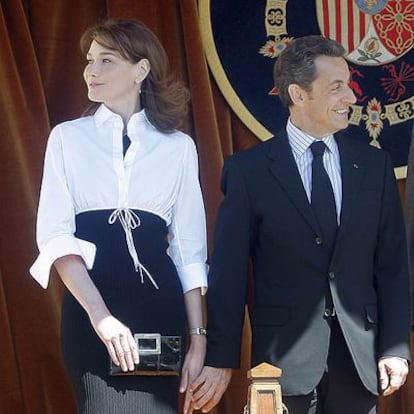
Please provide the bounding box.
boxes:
[375,152,411,360]
[405,125,414,326]
[205,157,253,368]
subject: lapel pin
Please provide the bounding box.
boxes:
[353,163,359,169]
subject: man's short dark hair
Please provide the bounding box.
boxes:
[273,36,346,107]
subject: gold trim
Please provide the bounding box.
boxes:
[198,0,273,141]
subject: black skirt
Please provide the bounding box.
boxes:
[61,210,186,414]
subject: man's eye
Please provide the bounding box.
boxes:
[102,58,111,63]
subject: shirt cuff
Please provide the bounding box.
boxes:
[30,234,96,289]
[176,262,208,294]
[379,356,409,367]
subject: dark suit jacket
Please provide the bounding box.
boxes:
[205,130,411,396]
[405,123,414,324]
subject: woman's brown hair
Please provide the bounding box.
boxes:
[80,18,189,133]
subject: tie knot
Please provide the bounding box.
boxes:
[310,141,327,157]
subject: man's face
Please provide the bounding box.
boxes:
[300,56,356,138]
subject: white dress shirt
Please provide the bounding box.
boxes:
[286,119,342,223]
[30,104,208,293]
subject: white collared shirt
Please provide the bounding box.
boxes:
[30,104,208,292]
[286,118,342,222]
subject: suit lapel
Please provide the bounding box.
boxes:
[267,132,319,234]
[335,132,366,238]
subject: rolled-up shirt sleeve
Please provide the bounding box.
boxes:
[168,137,208,293]
[29,126,96,288]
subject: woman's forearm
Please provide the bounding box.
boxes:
[54,254,110,321]
[184,287,206,350]
[184,287,205,331]
[54,254,138,371]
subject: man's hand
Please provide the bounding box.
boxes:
[184,366,232,414]
[378,357,409,396]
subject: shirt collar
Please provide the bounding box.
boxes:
[94,104,150,131]
[286,118,337,158]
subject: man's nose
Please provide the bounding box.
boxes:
[345,85,357,104]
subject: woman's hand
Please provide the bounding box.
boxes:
[54,255,139,372]
[90,313,139,372]
[180,287,207,413]
[180,335,207,413]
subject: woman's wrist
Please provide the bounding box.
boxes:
[87,302,112,324]
[189,333,207,348]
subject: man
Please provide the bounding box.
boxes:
[188,36,410,414]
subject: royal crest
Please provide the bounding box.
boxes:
[316,0,414,65]
[199,0,414,177]
[316,0,372,56]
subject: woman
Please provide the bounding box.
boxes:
[30,18,207,414]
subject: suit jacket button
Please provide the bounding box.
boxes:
[328,271,335,280]
[315,237,322,245]
[324,308,336,317]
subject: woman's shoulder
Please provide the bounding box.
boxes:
[150,129,199,166]
[167,129,193,143]
[48,116,95,145]
[155,128,196,150]
[52,115,95,134]
[165,130,194,146]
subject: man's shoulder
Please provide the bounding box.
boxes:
[228,134,284,165]
[336,130,389,163]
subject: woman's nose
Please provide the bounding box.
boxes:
[85,62,98,78]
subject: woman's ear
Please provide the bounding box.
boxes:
[135,58,150,84]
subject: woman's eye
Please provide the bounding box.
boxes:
[102,58,111,63]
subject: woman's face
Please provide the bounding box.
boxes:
[84,40,148,112]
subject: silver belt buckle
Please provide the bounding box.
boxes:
[134,333,161,355]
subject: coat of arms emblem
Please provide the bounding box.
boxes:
[200,0,414,176]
